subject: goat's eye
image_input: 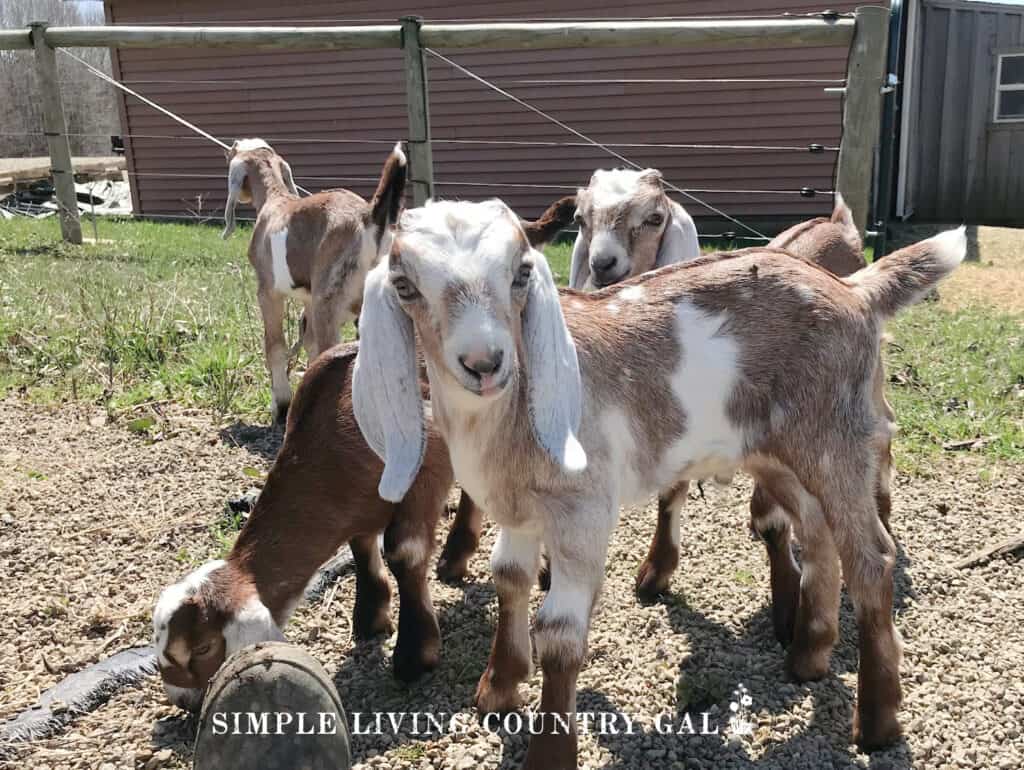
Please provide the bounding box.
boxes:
[645,213,664,227]
[512,263,533,288]
[194,642,213,656]
[391,276,420,301]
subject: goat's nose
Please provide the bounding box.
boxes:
[591,254,618,273]
[459,349,503,378]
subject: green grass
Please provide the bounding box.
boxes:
[1,217,1020,467]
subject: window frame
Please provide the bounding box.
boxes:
[993,51,1024,124]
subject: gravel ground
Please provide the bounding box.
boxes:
[1,396,1022,769]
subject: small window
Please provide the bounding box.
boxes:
[995,53,1024,122]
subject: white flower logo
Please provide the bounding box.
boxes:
[727,683,755,737]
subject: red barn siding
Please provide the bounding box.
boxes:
[104,1,876,229]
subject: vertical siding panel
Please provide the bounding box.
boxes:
[916,5,949,218]
[936,8,970,217]
[965,11,997,221]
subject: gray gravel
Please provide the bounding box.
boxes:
[1,397,1022,769]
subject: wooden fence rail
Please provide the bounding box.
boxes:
[0,11,886,245]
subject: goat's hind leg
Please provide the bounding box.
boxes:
[258,290,292,425]
[437,490,482,584]
[836,495,903,750]
[636,480,688,603]
[351,534,394,640]
[753,464,840,682]
[383,511,442,683]
[749,483,801,646]
[475,527,540,714]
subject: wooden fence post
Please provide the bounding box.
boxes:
[836,6,890,239]
[401,16,434,206]
[29,22,82,245]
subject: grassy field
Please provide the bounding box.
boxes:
[1,216,1021,470]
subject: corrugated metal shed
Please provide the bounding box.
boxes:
[901,0,1024,224]
[103,1,874,228]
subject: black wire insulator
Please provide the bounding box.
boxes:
[808,143,824,153]
[800,188,817,198]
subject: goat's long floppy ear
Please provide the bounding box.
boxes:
[222,158,249,239]
[655,199,701,268]
[280,160,299,196]
[568,230,591,289]
[352,262,425,502]
[523,252,587,472]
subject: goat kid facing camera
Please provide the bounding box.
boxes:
[353,198,966,770]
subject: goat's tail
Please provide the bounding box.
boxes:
[846,227,966,320]
[369,142,408,240]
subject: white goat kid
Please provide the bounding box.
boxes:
[353,198,966,769]
[222,138,406,423]
[569,167,700,289]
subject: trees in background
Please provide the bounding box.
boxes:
[0,0,119,158]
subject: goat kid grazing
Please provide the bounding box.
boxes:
[222,138,406,424]
[152,343,452,712]
[352,198,965,768]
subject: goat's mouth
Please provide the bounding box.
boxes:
[163,681,205,712]
[454,368,511,399]
[591,269,629,289]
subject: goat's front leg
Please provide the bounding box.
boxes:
[257,289,291,425]
[475,527,540,714]
[437,490,483,583]
[306,293,349,362]
[636,480,688,602]
[524,510,614,770]
[384,515,442,683]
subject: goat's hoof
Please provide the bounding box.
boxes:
[392,645,440,684]
[271,402,290,427]
[784,648,831,682]
[436,555,469,585]
[853,709,902,752]
[635,561,670,604]
[474,672,522,715]
[352,610,394,641]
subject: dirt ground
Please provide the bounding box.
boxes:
[888,223,1024,313]
[1,397,1022,770]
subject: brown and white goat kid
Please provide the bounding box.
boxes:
[579,192,885,605]
[352,198,965,768]
[152,343,452,711]
[222,138,406,423]
[568,167,700,289]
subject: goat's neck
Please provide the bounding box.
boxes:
[248,161,296,211]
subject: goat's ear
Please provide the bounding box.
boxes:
[280,160,299,196]
[568,230,591,290]
[352,262,425,502]
[523,253,587,473]
[522,195,575,248]
[655,200,701,269]
[222,158,249,239]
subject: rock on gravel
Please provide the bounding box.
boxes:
[1,396,1022,769]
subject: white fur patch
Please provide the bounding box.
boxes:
[392,141,407,167]
[589,168,649,209]
[222,596,285,655]
[270,228,310,300]
[153,560,226,665]
[389,536,429,567]
[618,285,645,302]
[235,138,271,152]
[652,302,744,491]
